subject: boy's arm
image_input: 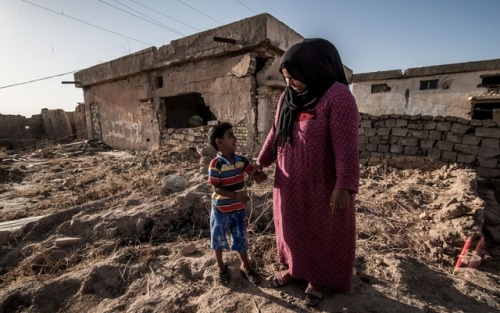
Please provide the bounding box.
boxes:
[211,184,249,203]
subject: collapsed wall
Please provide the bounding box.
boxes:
[359,113,500,178]
[0,110,75,150]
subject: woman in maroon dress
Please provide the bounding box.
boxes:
[257,38,360,306]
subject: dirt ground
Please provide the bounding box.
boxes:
[0,140,499,313]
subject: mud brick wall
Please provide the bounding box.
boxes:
[359,113,500,178]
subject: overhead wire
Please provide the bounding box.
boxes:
[176,0,223,25]
[235,0,258,14]
[21,0,153,46]
[0,71,79,90]
[98,0,186,36]
[127,0,201,31]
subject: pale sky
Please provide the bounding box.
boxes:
[1,0,499,117]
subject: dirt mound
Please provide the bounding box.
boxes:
[0,141,499,313]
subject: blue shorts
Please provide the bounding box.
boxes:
[210,206,248,253]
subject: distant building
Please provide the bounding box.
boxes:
[352,59,500,120]
[73,13,353,151]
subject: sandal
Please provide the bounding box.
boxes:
[267,270,292,288]
[218,265,230,285]
[304,287,323,306]
[240,268,261,284]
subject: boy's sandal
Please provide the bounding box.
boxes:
[304,287,323,306]
[218,265,230,285]
[240,268,261,284]
[267,270,292,288]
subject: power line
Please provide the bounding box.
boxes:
[0,70,78,90]
[21,0,153,46]
[235,0,258,14]
[127,0,201,32]
[98,0,185,36]
[176,0,223,25]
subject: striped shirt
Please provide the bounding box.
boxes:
[208,152,254,213]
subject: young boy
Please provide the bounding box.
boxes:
[207,122,266,285]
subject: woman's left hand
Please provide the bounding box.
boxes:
[330,188,349,213]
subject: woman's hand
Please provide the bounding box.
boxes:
[330,188,349,213]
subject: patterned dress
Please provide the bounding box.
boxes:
[258,82,360,291]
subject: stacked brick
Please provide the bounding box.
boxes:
[359,113,500,178]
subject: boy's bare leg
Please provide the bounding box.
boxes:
[215,249,225,271]
[238,252,251,272]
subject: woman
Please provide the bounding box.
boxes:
[257,38,359,306]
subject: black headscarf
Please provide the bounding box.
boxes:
[275,38,348,148]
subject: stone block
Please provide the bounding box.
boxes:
[456,117,470,125]
[408,123,420,130]
[454,144,479,155]
[410,130,429,139]
[445,132,461,143]
[476,127,500,139]
[374,121,385,127]
[427,149,441,159]
[392,128,408,137]
[369,136,380,144]
[359,136,369,144]
[365,128,378,136]
[451,123,472,135]
[442,151,458,162]
[378,144,390,153]
[428,130,443,140]
[390,144,403,153]
[436,122,452,131]
[477,157,498,168]
[437,141,454,151]
[399,137,418,146]
[359,128,365,135]
[403,146,419,155]
[445,116,457,122]
[470,120,483,126]
[478,147,500,158]
[457,154,476,164]
[481,138,500,148]
[422,115,434,120]
[462,135,482,146]
[476,167,500,178]
[366,144,378,152]
[358,143,366,151]
[395,119,408,127]
[420,140,435,149]
[483,120,498,127]
[424,121,437,130]
[377,128,391,136]
[385,119,396,127]
[359,151,371,159]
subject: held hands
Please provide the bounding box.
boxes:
[249,169,267,184]
[330,188,349,213]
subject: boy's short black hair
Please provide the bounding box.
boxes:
[209,122,232,151]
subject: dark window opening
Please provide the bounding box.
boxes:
[480,75,500,88]
[155,76,163,89]
[371,84,391,93]
[161,93,216,128]
[255,57,268,74]
[419,79,438,90]
[472,102,500,120]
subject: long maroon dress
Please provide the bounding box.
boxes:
[258,82,359,291]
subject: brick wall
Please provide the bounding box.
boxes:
[359,113,500,178]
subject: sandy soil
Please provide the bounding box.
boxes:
[0,140,499,313]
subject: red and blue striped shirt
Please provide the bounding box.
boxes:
[208,152,254,213]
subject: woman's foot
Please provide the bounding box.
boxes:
[267,269,292,288]
[304,283,323,306]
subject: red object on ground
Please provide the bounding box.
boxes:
[454,236,472,272]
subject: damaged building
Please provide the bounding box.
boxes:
[352,58,500,120]
[73,13,352,152]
